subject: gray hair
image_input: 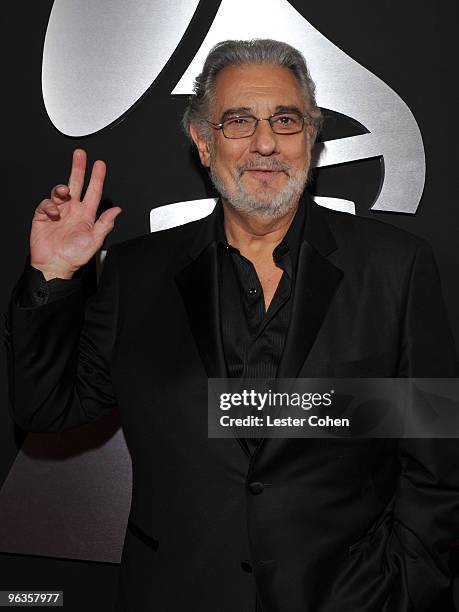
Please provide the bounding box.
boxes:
[182,38,322,148]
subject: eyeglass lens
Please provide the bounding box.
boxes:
[222,113,304,138]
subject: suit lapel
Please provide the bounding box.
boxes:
[175,241,228,380]
[277,241,343,378]
[277,197,344,378]
[175,238,252,459]
[174,206,252,458]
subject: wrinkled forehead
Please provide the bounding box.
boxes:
[211,63,306,119]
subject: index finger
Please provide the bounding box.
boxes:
[68,148,87,200]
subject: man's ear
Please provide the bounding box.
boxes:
[189,122,212,167]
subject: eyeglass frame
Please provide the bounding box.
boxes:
[205,110,310,139]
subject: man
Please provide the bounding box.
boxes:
[5,39,459,612]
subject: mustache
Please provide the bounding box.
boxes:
[237,158,291,176]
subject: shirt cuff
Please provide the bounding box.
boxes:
[16,264,83,308]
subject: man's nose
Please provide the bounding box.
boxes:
[249,119,278,156]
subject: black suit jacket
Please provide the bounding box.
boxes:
[5,193,459,612]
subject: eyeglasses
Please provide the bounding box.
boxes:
[206,111,308,139]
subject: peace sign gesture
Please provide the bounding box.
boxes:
[30,149,122,280]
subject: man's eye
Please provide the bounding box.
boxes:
[226,116,251,125]
[273,115,294,125]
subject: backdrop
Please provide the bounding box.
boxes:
[2,1,458,610]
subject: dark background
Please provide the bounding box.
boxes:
[3,1,458,610]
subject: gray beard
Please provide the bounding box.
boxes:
[209,157,309,219]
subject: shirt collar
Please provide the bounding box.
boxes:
[215,196,307,269]
[273,196,306,266]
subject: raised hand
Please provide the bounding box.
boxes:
[30,148,122,280]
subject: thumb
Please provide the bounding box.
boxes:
[93,207,123,241]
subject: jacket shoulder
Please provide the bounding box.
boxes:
[319,206,432,257]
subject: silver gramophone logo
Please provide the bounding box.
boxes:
[42,0,425,230]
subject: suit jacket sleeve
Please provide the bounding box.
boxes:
[389,240,459,611]
[4,246,120,432]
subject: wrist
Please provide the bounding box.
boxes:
[30,263,76,281]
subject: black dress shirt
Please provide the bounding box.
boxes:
[216,199,306,453]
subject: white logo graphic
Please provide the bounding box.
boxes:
[42,0,201,135]
[43,0,425,217]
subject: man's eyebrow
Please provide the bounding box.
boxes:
[219,105,304,122]
[220,107,253,121]
[274,105,304,115]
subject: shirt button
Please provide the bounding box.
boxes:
[248,481,265,495]
[35,289,46,298]
[248,287,257,296]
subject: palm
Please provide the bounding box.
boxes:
[32,199,98,269]
[30,149,122,277]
